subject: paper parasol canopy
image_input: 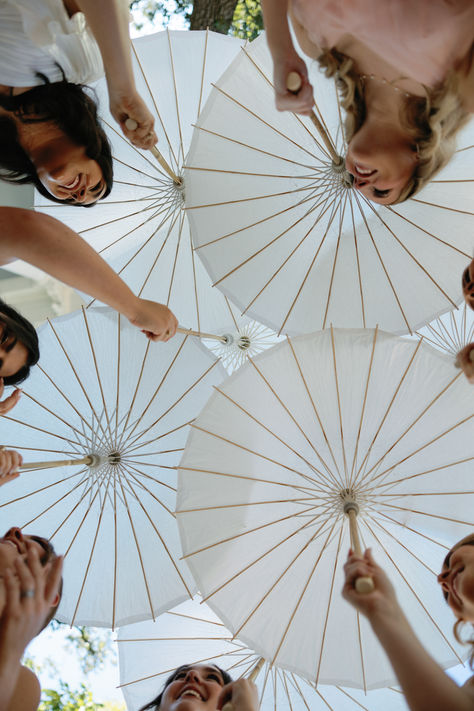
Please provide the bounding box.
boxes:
[0,308,226,627]
[185,33,474,335]
[177,328,474,688]
[117,598,408,711]
[34,29,250,336]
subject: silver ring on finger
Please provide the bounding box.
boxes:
[21,589,35,599]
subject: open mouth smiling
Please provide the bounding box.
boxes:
[179,689,205,701]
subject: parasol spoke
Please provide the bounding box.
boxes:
[131,38,179,169]
[166,30,185,168]
[313,527,345,685]
[329,326,350,487]
[117,461,177,517]
[46,317,114,448]
[179,466,321,496]
[124,358,221,451]
[213,383,333,487]
[123,419,195,456]
[240,46,337,162]
[348,327,379,490]
[205,514,339,634]
[209,82,323,163]
[321,196,349,330]
[82,308,113,436]
[352,338,424,490]
[364,520,465,663]
[269,188,346,334]
[212,179,342,297]
[365,455,474,493]
[117,464,194,600]
[190,421,327,491]
[362,201,459,308]
[348,198,366,327]
[286,337,342,485]
[183,501,331,565]
[70,475,112,626]
[385,207,472,260]
[189,123,324,171]
[352,193,412,333]
[366,407,473,490]
[410,198,474,216]
[135,212,182,298]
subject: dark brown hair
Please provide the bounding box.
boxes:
[139,665,233,711]
[0,299,39,385]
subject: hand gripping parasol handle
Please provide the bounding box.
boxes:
[124,118,182,185]
[344,504,375,594]
[286,72,342,166]
[221,657,265,711]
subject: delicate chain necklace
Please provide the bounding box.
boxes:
[359,73,412,98]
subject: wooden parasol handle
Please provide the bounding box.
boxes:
[346,508,374,594]
[285,72,342,165]
[177,326,227,343]
[124,118,182,185]
[221,657,265,711]
[18,454,102,471]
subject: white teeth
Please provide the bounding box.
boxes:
[355,165,373,175]
[63,175,80,189]
[181,690,203,700]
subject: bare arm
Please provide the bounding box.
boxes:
[72,0,157,148]
[0,207,177,341]
[343,549,474,711]
[0,544,63,711]
[261,0,314,114]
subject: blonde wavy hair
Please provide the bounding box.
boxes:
[316,48,471,203]
[441,533,474,671]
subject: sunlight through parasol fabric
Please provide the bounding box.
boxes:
[185,33,474,335]
[117,597,408,711]
[34,29,250,337]
[176,328,474,689]
[0,307,226,628]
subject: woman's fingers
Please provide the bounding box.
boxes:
[44,555,63,604]
[0,387,22,415]
[0,449,23,481]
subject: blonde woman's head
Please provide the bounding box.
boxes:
[317,49,470,204]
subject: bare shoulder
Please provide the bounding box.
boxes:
[7,666,41,711]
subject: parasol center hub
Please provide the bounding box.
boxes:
[108,451,122,465]
[334,156,354,188]
[339,488,359,515]
[236,335,251,351]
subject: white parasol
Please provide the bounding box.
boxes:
[185,33,474,335]
[34,29,250,338]
[117,597,408,711]
[176,328,474,688]
[0,307,226,627]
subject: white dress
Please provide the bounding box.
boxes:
[0,0,104,87]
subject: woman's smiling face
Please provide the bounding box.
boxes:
[0,320,28,380]
[159,665,226,711]
[437,541,474,621]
